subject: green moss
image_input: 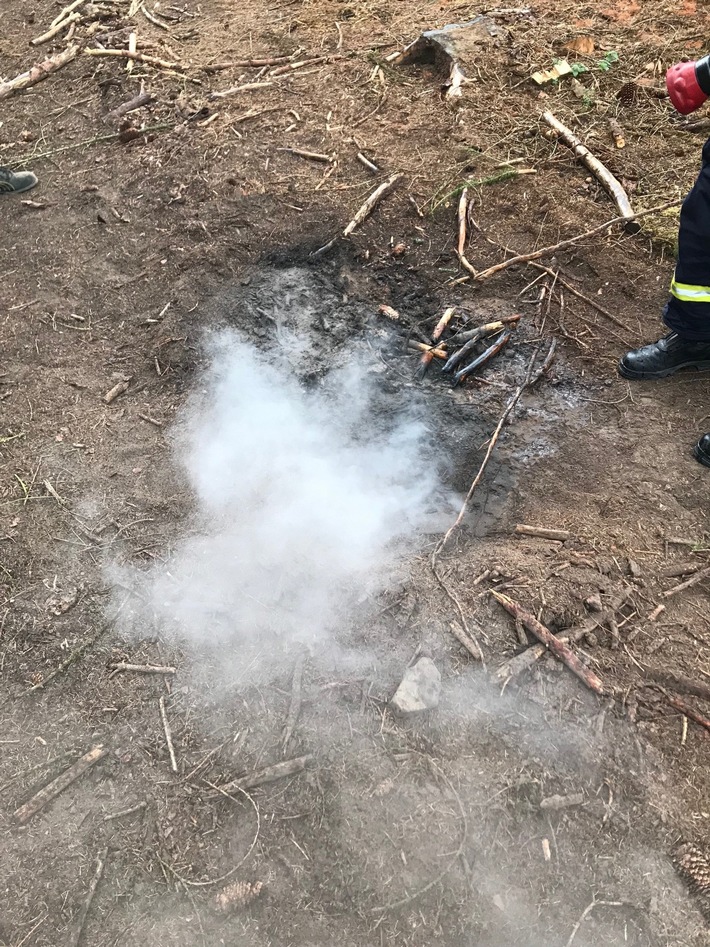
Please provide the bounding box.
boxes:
[640,206,680,257]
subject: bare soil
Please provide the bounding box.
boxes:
[2,1,710,945]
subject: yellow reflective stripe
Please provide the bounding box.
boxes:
[671,278,710,303]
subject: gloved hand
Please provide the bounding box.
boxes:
[667,56,710,114]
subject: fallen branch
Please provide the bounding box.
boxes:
[514,524,570,541]
[279,147,333,163]
[472,199,682,283]
[663,565,710,599]
[495,593,629,683]
[210,80,274,99]
[14,745,107,824]
[68,848,108,947]
[448,621,484,661]
[357,152,380,173]
[105,90,153,124]
[269,56,329,76]
[217,754,313,794]
[456,187,468,258]
[444,315,522,373]
[491,591,604,694]
[50,0,87,29]
[432,306,456,343]
[565,899,625,947]
[109,662,176,675]
[542,111,635,225]
[84,48,183,71]
[312,173,402,256]
[31,11,83,46]
[665,692,710,734]
[203,56,292,71]
[529,338,558,383]
[159,696,178,773]
[281,653,306,756]
[649,670,710,704]
[0,45,80,102]
[529,262,629,332]
[453,329,512,385]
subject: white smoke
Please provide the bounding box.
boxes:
[117,332,448,655]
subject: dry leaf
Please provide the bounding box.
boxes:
[566,36,595,55]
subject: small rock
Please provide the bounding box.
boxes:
[390,657,441,715]
[628,558,642,578]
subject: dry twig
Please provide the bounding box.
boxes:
[515,525,570,541]
[313,173,402,256]
[14,746,107,824]
[491,591,604,693]
[281,654,306,756]
[663,565,710,599]
[217,755,313,794]
[159,696,178,773]
[68,848,108,947]
[110,662,176,675]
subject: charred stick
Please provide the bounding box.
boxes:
[443,319,516,373]
[448,314,521,347]
[529,338,557,384]
[281,653,306,756]
[453,330,512,385]
[14,746,107,824]
[432,306,456,343]
[491,591,604,694]
[68,848,108,947]
[217,754,313,794]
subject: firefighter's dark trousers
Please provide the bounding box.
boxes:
[664,136,710,341]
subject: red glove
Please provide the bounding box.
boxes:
[667,56,710,114]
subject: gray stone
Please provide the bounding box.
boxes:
[390,657,441,715]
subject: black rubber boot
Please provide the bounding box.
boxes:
[694,434,710,467]
[619,332,710,380]
[0,167,38,195]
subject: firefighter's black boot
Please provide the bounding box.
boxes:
[618,332,710,380]
[0,167,38,195]
[694,434,710,467]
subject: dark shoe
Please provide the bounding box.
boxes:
[694,434,710,467]
[0,167,38,195]
[619,331,710,380]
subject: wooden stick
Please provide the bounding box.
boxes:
[217,755,313,794]
[103,801,147,821]
[0,45,80,102]
[159,696,178,773]
[31,12,83,46]
[432,306,456,343]
[104,380,129,404]
[449,621,484,661]
[529,338,558,384]
[491,591,604,694]
[473,199,682,284]
[281,654,306,756]
[344,173,402,237]
[663,565,710,599]
[50,0,87,28]
[453,329,512,384]
[456,187,468,257]
[542,111,634,222]
[648,671,710,704]
[68,848,108,947]
[269,56,328,76]
[203,57,292,71]
[279,147,333,163]
[84,48,183,71]
[126,32,137,74]
[14,746,107,824]
[313,173,402,256]
[408,341,447,359]
[110,662,176,675]
[357,152,379,173]
[140,4,171,30]
[515,525,570,541]
[105,90,153,124]
[665,693,710,735]
[495,593,628,683]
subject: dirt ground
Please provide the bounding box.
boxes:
[3,0,710,944]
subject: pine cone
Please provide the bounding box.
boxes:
[617,81,639,107]
[673,843,710,918]
[214,880,264,914]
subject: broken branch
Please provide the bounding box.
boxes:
[542,111,634,225]
[14,745,107,824]
[313,173,402,256]
[665,692,710,736]
[491,591,604,694]
[84,48,183,71]
[68,848,108,947]
[217,754,313,794]
[159,696,178,773]
[109,662,176,675]
[663,565,710,599]
[281,653,306,756]
[514,524,570,541]
[0,45,80,102]
[31,12,83,46]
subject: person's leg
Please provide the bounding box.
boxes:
[619,137,710,379]
[0,166,38,195]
